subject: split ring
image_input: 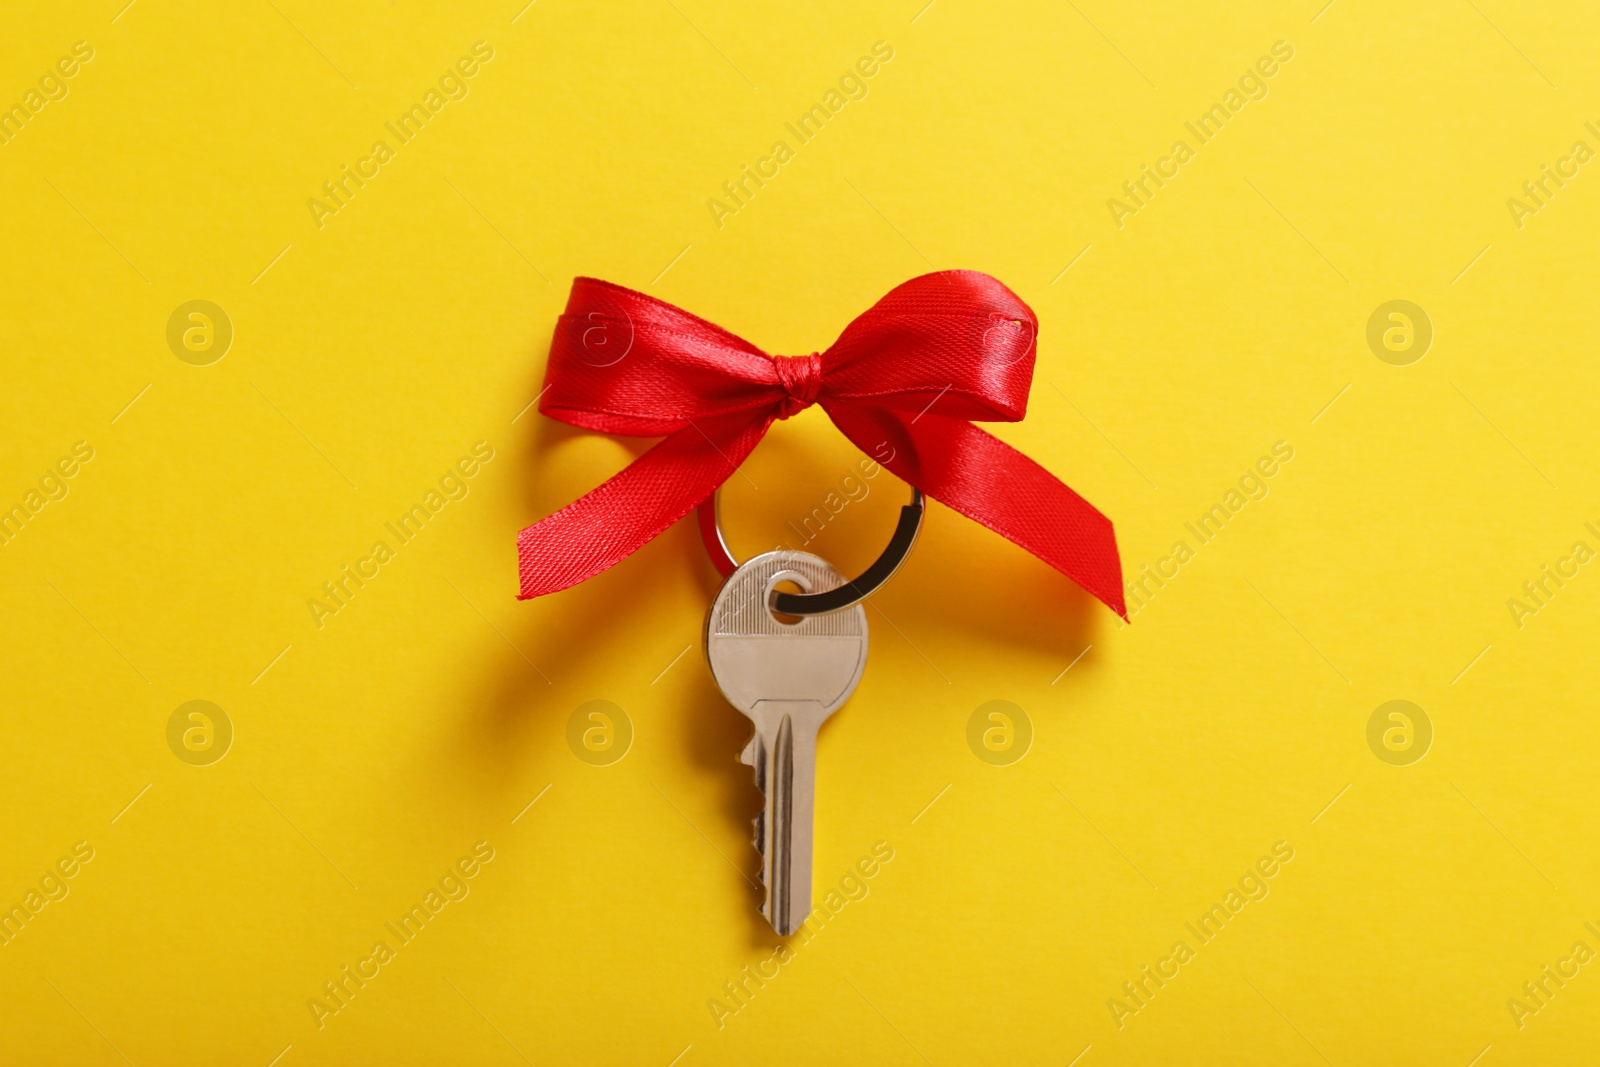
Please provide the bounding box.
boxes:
[697,484,924,615]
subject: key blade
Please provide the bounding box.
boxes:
[752,702,823,936]
[769,714,795,931]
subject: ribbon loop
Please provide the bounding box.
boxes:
[517,271,1127,618]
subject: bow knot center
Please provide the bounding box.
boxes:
[774,353,822,418]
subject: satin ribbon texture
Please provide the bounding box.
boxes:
[517,270,1127,618]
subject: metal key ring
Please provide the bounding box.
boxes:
[697,484,924,615]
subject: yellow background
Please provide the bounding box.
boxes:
[3,0,1598,1063]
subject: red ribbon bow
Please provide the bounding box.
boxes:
[517,271,1127,618]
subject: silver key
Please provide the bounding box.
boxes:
[705,550,867,934]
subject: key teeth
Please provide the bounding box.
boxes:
[756,816,772,924]
[739,729,774,915]
[745,735,764,857]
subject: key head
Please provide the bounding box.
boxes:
[705,551,868,719]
